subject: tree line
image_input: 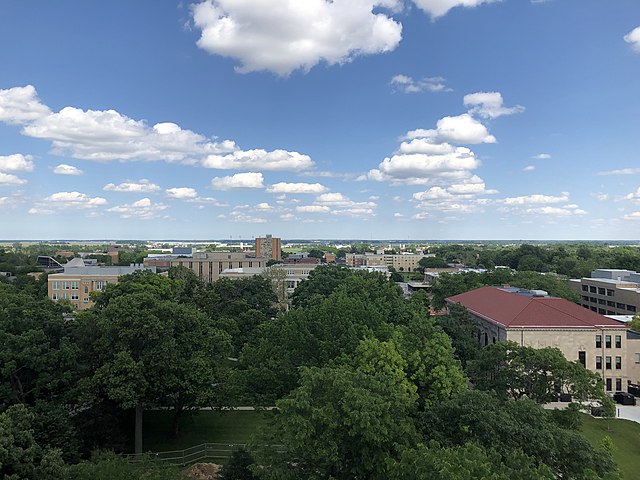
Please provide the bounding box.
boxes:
[1,265,621,479]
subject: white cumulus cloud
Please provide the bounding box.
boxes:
[502,192,569,205]
[412,0,501,19]
[0,85,50,124]
[191,0,403,76]
[267,182,328,194]
[45,191,107,208]
[597,167,640,176]
[53,164,83,175]
[107,198,168,219]
[202,149,313,170]
[0,154,34,172]
[103,179,161,193]
[0,172,27,185]
[211,172,265,190]
[296,205,331,213]
[463,91,524,119]
[532,153,551,160]
[390,74,451,93]
[405,114,496,144]
[166,187,198,199]
[624,26,640,53]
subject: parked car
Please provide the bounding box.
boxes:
[613,391,637,406]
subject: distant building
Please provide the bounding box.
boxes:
[345,253,430,272]
[48,258,156,310]
[168,252,268,283]
[569,269,640,316]
[323,253,336,264]
[255,235,281,261]
[447,286,640,394]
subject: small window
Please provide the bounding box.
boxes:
[607,301,615,307]
[598,308,606,314]
[617,303,626,309]
[578,351,586,368]
[52,293,59,300]
[606,356,612,370]
[616,335,622,348]
[606,378,612,391]
[83,297,89,303]
[590,297,598,303]
[606,335,612,348]
[590,286,597,293]
[607,289,615,297]
[71,293,79,300]
[596,356,602,369]
[616,378,622,391]
[598,299,606,305]
[596,335,602,348]
[582,285,588,292]
[628,305,637,313]
[598,287,606,295]
[616,356,622,370]
[636,353,640,364]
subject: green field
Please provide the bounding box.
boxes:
[140,410,272,453]
[581,414,640,479]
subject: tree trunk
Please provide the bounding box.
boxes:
[172,407,183,439]
[135,403,143,454]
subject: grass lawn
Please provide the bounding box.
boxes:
[581,414,640,478]
[140,410,272,453]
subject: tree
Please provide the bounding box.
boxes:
[418,256,449,269]
[63,451,186,480]
[258,339,419,480]
[629,312,640,332]
[467,341,609,405]
[419,390,620,479]
[87,274,231,453]
[0,404,65,480]
[434,304,481,368]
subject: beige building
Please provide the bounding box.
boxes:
[255,235,281,261]
[569,269,640,316]
[168,252,268,283]
[447,286,640,394]
[48,258,155,310]
[345,253,429,272]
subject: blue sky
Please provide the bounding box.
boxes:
[0,0,639,240]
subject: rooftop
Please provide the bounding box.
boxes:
[447,286,626,329]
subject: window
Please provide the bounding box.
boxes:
[606,378,612,391]
[598,308,606,314]
[636,353,640,364]
[606,335,611,348]
[617,302,626,309]
[596,335,602,348]
[591,306,597,312]
[83,297,89,303]
[628,305,637,313]
[598,287,606,295]
[484,333,488,346]
[598,299,606,305]
[84,285,89,294]
[94,281,106,290]
[63,281,69,290]
[52,293,59,300]
[607,301,615,307]
[606,356,612,369]
[61,292,68,299]
[71,281,78,290]
[590,286,597,293]
[578,351,586,368]
[52,281,60,290]
[607,289,615,297]
[616,378,622,391]
[590,297,598,303]
[582,285,588,292]
[616,356,622,370]
[582,295,589,301]
[71,293,79,300]
[596,356,602,369]
[616,335,622,348]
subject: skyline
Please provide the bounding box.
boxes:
[1,1,639,240]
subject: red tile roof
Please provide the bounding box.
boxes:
[446,286,626,329]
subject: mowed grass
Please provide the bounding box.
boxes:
[581,414,640,479]
[140,410,272,453]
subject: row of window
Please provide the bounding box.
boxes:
[605,378,623,392]
[51,292,90,303]
[51,281,108,291]
[581,296,637,312]
[595,334,622,349]
[582,285,615,296]
[595,355,622,370]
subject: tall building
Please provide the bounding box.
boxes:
[255,235,281,261]
[447,286,640,393]
[48,258,155,310]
